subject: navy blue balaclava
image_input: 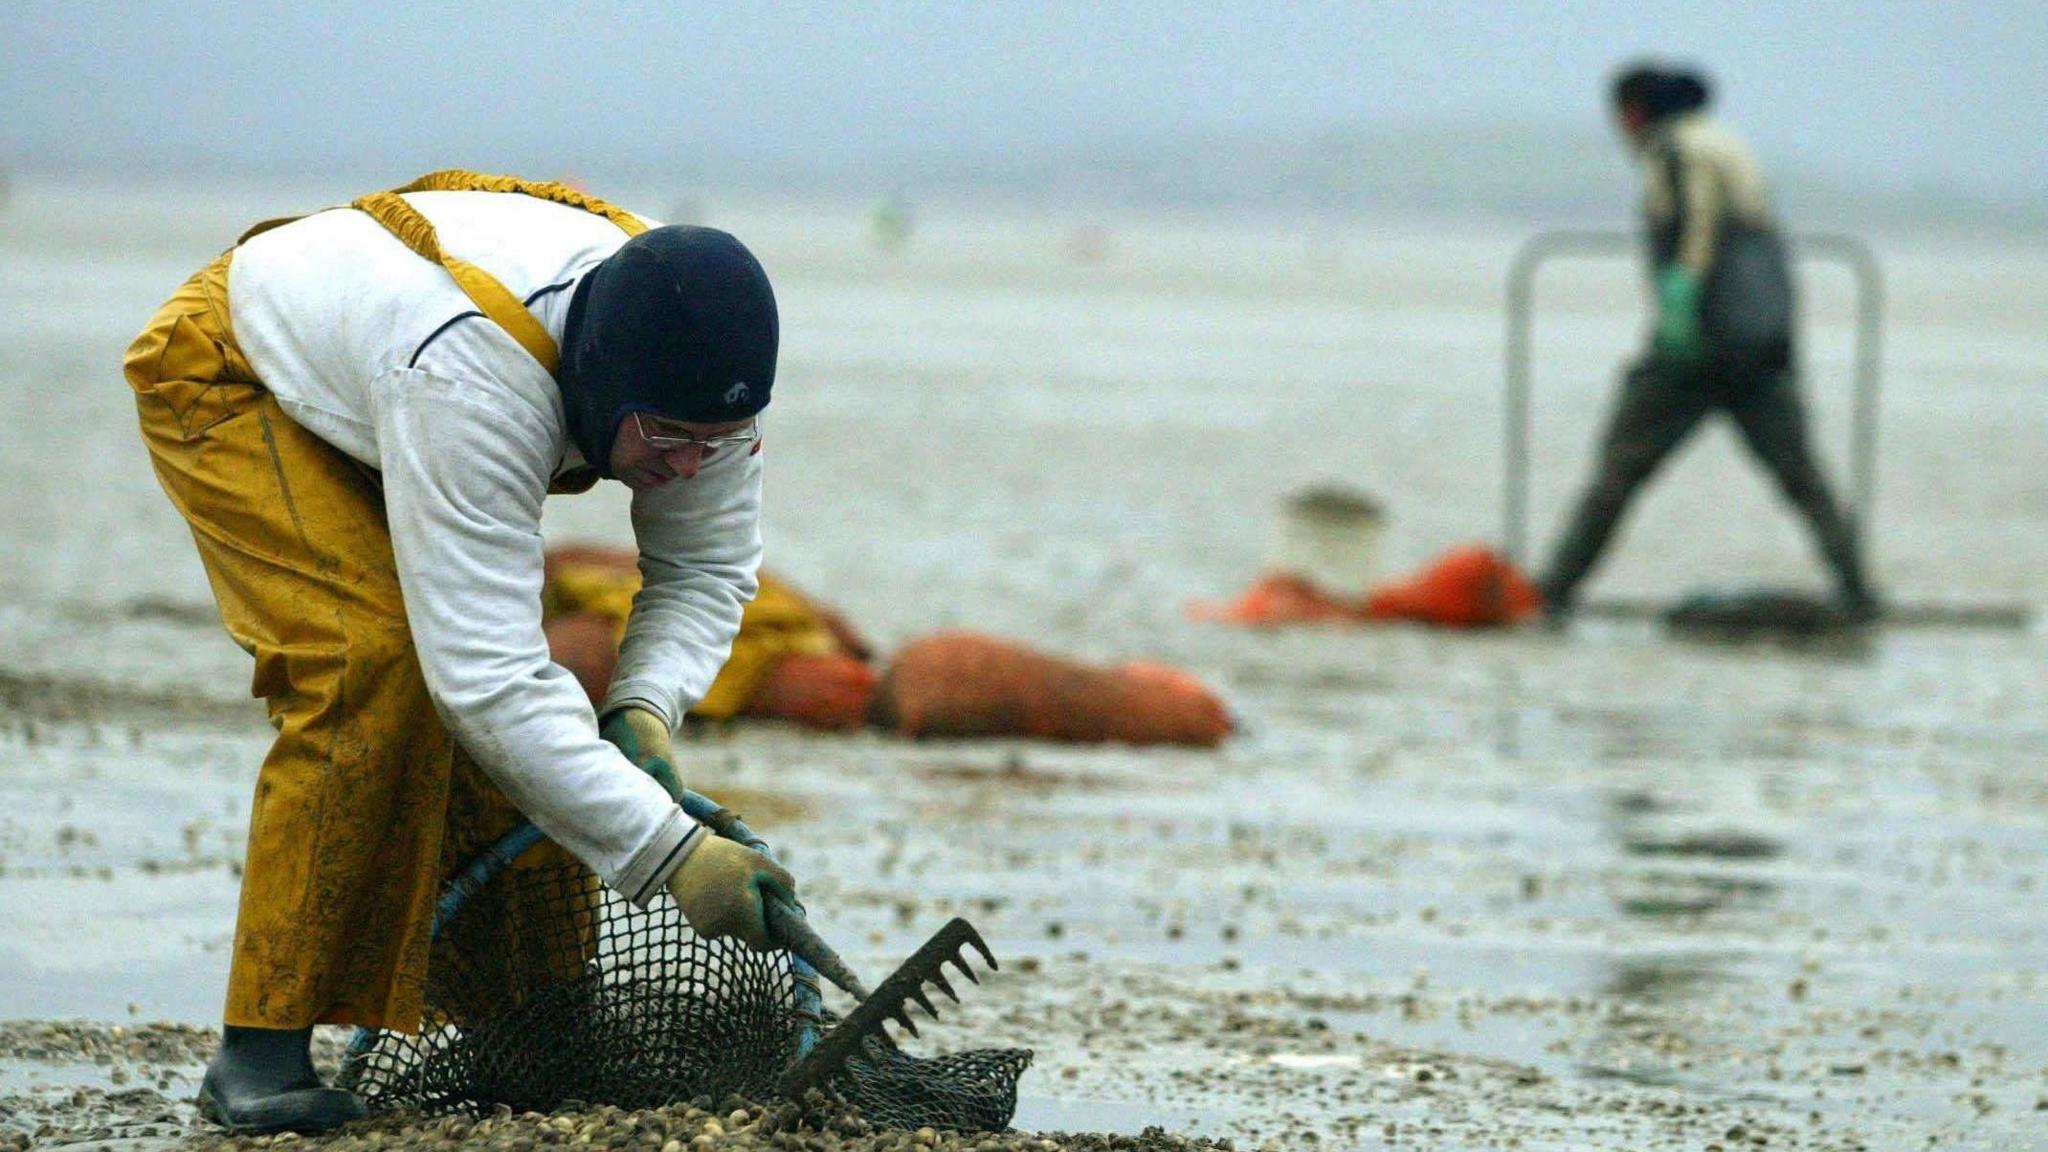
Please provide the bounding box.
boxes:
[557,225,777,476]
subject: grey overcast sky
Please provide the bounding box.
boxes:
[5,1,2043,202]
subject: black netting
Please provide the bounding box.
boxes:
[337,858,1029,1133]
[829,1037,1034,1133]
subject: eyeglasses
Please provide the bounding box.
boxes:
[632,412,761,452]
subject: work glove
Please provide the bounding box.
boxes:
[600,705,683,800]
[1652,265,1706,362]
[668,836,798,952]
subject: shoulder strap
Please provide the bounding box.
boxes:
[381,170,650,237]
[349,170,647,374]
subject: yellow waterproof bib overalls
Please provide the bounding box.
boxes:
[124,172,643,1031]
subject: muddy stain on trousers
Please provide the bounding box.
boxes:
[124,251,558,1031]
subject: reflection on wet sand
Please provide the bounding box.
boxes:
[1574,787,1782,1087]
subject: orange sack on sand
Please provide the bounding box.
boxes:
[872,631,1233,747]
[544,547,1228,743]
[1185,571,1366,626]
[1363,546,1541,628]
[541,546,876,728]
[1189,546,1540,629]
[745,653,879,732]
[544,612,623,706]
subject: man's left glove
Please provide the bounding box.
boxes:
[1652,266,1706,361]
[601,705,683,800]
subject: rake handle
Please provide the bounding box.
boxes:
[765,895,870,1001]
[677,788,872,1002]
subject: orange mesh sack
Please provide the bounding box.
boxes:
[874,632,1232,747]
[1364,546,1541,628]
[1109,662,1236,747]
[1186,571,1366,627]
[540,545,869,728]
[743,653,880,731]
[545,612,623,707]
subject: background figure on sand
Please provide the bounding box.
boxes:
[1538,63,1879,621]
[122,172,797,1134]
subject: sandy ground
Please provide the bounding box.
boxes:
[2,178,2046,1150]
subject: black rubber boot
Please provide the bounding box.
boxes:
[1811,513,1882,625]
[1536,577,1576,629]
[1838,583,1884,625]
[197,1025,367,1134]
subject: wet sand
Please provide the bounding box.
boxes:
[3,179,2046,1150]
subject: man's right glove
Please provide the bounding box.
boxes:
[668,836,797,952]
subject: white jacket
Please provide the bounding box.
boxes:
[226,190,763,905]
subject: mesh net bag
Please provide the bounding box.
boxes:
[825,1038,1034,1134]
[339,858,1030,1132]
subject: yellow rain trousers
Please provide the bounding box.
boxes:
[124,173,642,1031]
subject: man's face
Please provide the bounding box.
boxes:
[1614,100,1652,147]
[609,412,758,491]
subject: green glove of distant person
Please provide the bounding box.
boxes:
[1654,266,1703,360]
[1652,266,1705,361]
[600,705,683,800]
[668,836,798,952]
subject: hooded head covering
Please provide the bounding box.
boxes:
[557,225,777,476]
[1611,62,1713,123]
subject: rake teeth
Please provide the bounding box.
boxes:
[891,1006,920,1037]
[777,916,1002,1102]
[961,924,999,972]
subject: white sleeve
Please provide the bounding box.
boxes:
[602,440,764,728]
[370,367,702,905]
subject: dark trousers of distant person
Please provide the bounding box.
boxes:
[1539,350,1874,615]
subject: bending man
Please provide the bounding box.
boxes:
[124,172,796,1133]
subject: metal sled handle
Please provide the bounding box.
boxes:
[1502,229,1883,567]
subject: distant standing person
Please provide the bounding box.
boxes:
[1538,64,1878,621]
